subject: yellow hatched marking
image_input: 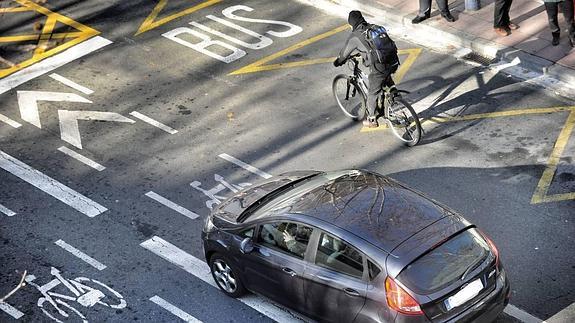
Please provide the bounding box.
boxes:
[229,24,349,75]
[393,48,422,84]
[0,6,32,13]
[135,0,222,36]
[34,13,58,57]
[0,32,84,43]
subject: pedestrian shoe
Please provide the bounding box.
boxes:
[363,116,379,128]
[411,14,430,24]
[494,27,510,37]
[508,22,519,30]
[441,12,455,22]
[552,33,560,46]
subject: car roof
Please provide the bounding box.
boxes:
[252,170,455,252]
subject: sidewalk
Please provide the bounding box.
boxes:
[305,0,575,98]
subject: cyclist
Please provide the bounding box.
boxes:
[334,11,398,128]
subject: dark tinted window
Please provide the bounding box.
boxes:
[397,228,490,294]
[240,227,254,238]
[368,260,381,280]
[315,233,364,279]
[257,222,313,259]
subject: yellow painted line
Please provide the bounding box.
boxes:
[0,6,32,13]
[432,106,575,122]
[393,48,422,83]
[0,34,40,42]
[135,0,222,36]
[34,13,59,58]
[229,24,349,75]
[531,110,575,204]
[15,0,99,33]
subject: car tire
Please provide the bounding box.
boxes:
[209,253,246,298]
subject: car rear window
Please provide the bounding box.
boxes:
[397,228,490,294]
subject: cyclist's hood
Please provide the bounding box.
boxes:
[348,11,366,30]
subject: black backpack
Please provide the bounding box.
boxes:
[364,24,400,70]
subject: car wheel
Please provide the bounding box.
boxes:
[209,253,246,298]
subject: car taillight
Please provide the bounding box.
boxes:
[480,231,500,272]
[385,276,423,315]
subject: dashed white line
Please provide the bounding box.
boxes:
[129,111,178,134]
[141,236,307,322]
[58,146,106,171]
[49,73,94,95]
[54,239,107,271]
[218,153,272,179]
[0,113,22,128]
[145,191,200,220]
[0,150,108,217]
[0,302,24,319]
[150,295,203,322]
[504,304,543,323]
[0,203,16,216]
[0,36,112,95]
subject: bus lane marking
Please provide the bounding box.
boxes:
[57,146,106,171]
[145,191,200,220]
[129,111,178,134]
[0,203,17,217]
[150,295,203,322]
[49,73,94,95]
[0,150,108,217]
[54,239,107,271]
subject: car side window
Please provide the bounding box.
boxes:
[257,222,313,259]
[315,233,364,279]
[240,227,254,238]
[368,260,381,280]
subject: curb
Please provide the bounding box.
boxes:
[301,0,575,100]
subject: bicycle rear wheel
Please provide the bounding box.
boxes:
[332,74,366,120]
[385,97,422,146]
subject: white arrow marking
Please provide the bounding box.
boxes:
[17,91,92,128]
[58,111,135,149]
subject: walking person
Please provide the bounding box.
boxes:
[494,0,519,36]
[543,0,575,46]
[412,0,455,24]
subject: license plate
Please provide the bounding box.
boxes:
[444,278,483,311]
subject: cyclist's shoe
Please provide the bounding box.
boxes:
[363,116,379,128]
[389,86,400,99]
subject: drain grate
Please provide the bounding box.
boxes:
[461,52,495,66]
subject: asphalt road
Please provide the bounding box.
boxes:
[0,0,573,322]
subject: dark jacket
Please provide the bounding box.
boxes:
[336,22,387,73]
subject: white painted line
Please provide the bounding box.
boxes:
[545,302,575,323]
[0,150,107,217]
[218,153,272,179]
[0,203,16,216]
[141,236,307,322]
[58,146,105,171]
[49,73,94,95]
[0,113,22,128]
[504,304,543,323]
[0,301,24,319]
[129,111,178,134]
[145,191,199,220]
[54,239,107,270]
[150,295,203,322]
[0,36,112,95]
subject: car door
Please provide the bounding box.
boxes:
[303,231,368,322]
[241,221,313,313]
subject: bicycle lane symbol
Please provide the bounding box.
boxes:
[191,173,252,210]
[24,266,126,322]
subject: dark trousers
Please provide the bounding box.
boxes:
[544,1,575,35]
[494,0,513,28]
[418,0,449,17]
[367,71,395,117]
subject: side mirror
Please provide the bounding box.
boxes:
[240,237,254,254]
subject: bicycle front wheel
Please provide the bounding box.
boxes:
[385,97,422,146]
[332,74,366,120]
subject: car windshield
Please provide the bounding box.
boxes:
[242,170,358,222]
[397,228,491,294]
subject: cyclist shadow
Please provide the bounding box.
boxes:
[397,65,522,146]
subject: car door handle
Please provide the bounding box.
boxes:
[282,267,297,277]
[343,288,360,297]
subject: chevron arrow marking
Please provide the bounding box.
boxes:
[58,111,135,149]
[17,91,92,128]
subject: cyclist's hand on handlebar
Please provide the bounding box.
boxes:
[333,58,344,67]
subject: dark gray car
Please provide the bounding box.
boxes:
[201,170,510,322]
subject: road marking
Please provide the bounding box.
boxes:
[0,113,22,128]
[218,153,272,179]
[150,295,203,322]
[57,146,106,171]
[136,0,222,36]
[129,111,178,134]
[0,150,107,217]
[393,48,422,84]
[504,304,543,323]
[0,301,24,319]
[141,236,307,322]
[145,191,200,220]
[229,24,348,75]
[545,302,575,323]
[58,110,135,149]
[54,239,107,270]
[49,73,94,95]
[17,91,92,128]
[0,203,17,216]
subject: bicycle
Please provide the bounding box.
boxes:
[25,266,126,322]
[332,54,422,146]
